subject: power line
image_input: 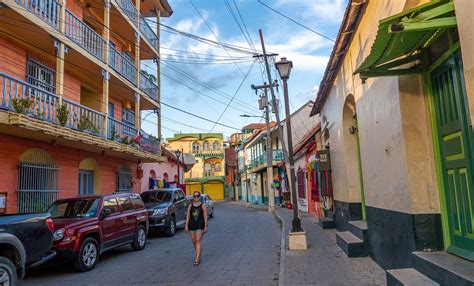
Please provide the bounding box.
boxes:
[233,0,256,51]
[210,61,256,132]
[257,0,335,42]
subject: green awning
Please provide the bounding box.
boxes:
[354,0,456,79]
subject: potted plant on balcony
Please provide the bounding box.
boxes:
[56,104,69,127]
[109,126,119,141]
[11,97,33,115]
[77,116,100,135]
[130,133,143,149]
[120,135,130,145]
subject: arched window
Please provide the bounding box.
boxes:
[117,165,133,192]
[213,141,220,150]
[204,162,212,176]
[192,142,200,153]
[18,148,59,213]
[79,158,99,196]
[214,162,222,172]
[203,141,209,151]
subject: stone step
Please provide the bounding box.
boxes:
[348,220,368,241]
[318,217,335,229]
[336,231,368,257]
[386,268,439,286]
[412,251,474,286]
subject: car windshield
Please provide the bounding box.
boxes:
[47,199,100,219]
[141,191,171,203]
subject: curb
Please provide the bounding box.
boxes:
[273,210,286,286]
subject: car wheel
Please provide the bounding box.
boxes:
[131,225,147,251]
[0,256,17,286]
[74,237,99,272]
[165,217,176,237]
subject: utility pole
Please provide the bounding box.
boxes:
[258,30,307,249]
[251,83,275,212]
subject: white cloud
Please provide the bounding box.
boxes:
[275,0,346,23]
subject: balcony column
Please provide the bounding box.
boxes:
[135,93,140,131]
[156,10,161,142]
[55,0,67,105]
[102,0,111,138]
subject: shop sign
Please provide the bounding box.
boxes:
[315,149,331,171]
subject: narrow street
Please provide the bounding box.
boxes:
[21,203,281,286]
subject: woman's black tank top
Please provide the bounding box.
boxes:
[188,203,205,230]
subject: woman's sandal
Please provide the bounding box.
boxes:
[193,259,201,266]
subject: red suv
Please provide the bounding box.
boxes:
[46,193,148,271]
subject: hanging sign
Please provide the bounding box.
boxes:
[315,149,331,171]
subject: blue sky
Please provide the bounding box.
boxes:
[141,0,347,140]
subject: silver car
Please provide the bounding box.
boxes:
[186,194,214,218]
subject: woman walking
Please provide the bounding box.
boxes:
[185,191,208,266]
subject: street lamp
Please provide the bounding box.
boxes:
[275,57,303,233]
[175,149,182,186]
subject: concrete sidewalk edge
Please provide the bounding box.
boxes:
[273,210,286,286]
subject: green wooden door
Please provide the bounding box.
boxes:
[431,51,474,260]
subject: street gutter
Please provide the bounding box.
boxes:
[273,210,286,286]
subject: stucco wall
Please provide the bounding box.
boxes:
[320,0,439,214]
[141,161,179,192]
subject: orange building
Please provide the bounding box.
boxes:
[0,0,172,214]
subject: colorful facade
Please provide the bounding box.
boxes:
[165,133,225,200]
[0,0,172,214]
[311,0,473,281]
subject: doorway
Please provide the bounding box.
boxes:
[430,49,474,260]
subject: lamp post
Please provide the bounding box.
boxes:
[275,57,303,233]
[175,149,182,187]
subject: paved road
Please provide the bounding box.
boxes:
[21,202,281,286]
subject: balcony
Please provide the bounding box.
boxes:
[139,71,158,102]
[0,72,165,161]
[108,117,138,141]
[116,0,138,27]
[64,9,106,62]
[139,15,158,50]
[249,150,284,170]
[109,44,137,85]
[0,72,106,136]
[193,150,224,159]
[16,0,61,30]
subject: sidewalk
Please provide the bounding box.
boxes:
[275,207,386,286]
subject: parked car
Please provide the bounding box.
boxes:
[0,213,56,285]
[141,188,187,237]
[186,194,214,218]
[47,192,148,272]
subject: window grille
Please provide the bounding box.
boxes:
[117,165,133,192]
[26,56,56,94]
[17,148,59,213]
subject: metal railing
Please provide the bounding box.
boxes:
[250,149,284,169]
[139,71,158,102]
[16,0,61,30]
[65,9,105,62]
[63,98,105,137]
[116,0,138,27]
[140,130,160,153]
[272,149,284,161]
[108,44,137,85]
[0,72,59,123]
[108,116,138,141]
[139,15,158,49]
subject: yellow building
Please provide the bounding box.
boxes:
[166,133,225,200]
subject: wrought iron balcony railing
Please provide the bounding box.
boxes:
[16,0,61,30]
[109,44,137,85]
[65,9,106,62]
[139,71,158,102]
[249,149,284,169]
[116,0,138,27]
[139,15,158,49]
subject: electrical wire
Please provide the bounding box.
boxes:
[257,0,335,42]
